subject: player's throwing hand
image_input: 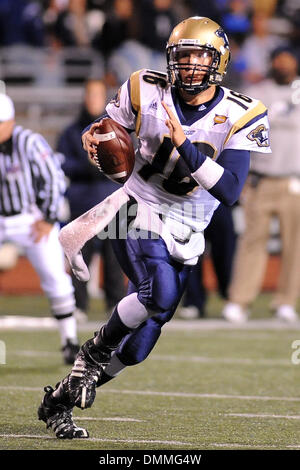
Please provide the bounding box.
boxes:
[162,101,186,148]
[82,122,102,159]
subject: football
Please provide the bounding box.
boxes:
[92,118,135,184]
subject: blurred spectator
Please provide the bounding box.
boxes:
[223,47,300,323]
[43,1,74,47]
[0,0,45,47]
[48,0,105,84]
[276,0,300,53]
[253,0,278,16]
[92,0,137,58]
[276,0,300,26]
[179,204,236,319]
[107,39,167,86]
[91,0,139,86]
[106,0,178,85]
[139,0,178,53]
[222,37,247,89]
[186,0,223,23]
[53,0,103,47]
[240,11,286,84]
[87,0,109,10]
[57,78,126,320]
[221,0,252,45]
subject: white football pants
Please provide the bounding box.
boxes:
[0,210,75,317]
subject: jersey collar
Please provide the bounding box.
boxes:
[172,86,224,126]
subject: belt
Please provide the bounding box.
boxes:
[158,213,197,245]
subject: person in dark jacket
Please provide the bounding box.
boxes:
[0,0,45,46]
[57,79,126,320]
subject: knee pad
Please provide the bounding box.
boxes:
[117,318,162,366]
[138,263,180,313]
[50,294,76,317]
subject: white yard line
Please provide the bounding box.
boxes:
[10,350,291,366]
[209,443,279,449]
[225,413,300,420]
[1,385,300,402]
[15,350,59,358]
[104,388,300,402]
[75,417,144,422]
[0,386,42,391]
[151,354,290,366]
[1,316,300,331]
[0,434,193,446]
[0,434,298,449]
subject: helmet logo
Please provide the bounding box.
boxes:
[215,28,230,52]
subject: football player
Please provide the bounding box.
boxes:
[38,17,271,438]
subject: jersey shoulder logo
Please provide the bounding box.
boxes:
[110,87,121,108]
[247,124,269,147]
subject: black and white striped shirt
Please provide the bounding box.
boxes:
[0,125,66,221]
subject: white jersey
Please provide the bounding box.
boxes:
[106,69,271,263]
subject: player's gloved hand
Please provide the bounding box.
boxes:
[31,219,53,243]
[70,251,90,282]
[82,122,103,161]
[162,101,186,148]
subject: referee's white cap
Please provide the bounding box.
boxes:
[0,93,15,122]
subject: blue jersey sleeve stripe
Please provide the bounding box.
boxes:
[235,110,268,134]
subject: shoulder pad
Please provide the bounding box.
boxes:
[129,69,169,135]
[221,87,267,145]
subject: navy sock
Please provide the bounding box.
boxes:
[94,307,132,349]
[96,370,114,388]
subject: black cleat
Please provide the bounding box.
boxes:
[38,385,89,439]
[62,339,80,365]
[68,334,111,410]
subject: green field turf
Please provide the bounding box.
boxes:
[0,294,300,450]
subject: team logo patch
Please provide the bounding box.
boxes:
[247,124,269,147]
[214,114,228,125]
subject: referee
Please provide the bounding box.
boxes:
[0,92,80,364]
